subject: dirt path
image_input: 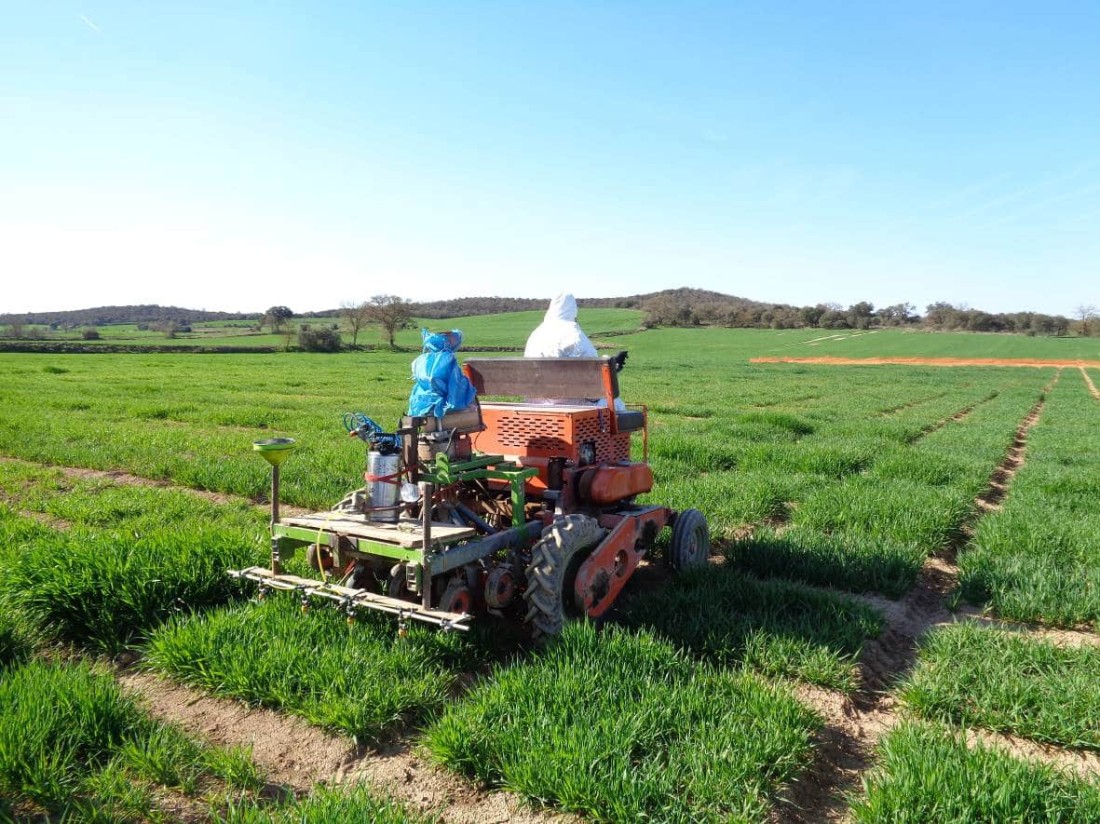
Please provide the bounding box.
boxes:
[0,455,310,517]
[778,376,1100,822]
[752,356,1100,368]
[118,670,576,824]
[908,391,996,443]
[1080,366,1100,400]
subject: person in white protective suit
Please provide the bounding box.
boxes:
[524,293,627,410]
[523,292,598,358]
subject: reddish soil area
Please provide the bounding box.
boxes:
[751,356,1100,368]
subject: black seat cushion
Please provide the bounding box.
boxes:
[616,410,646,432]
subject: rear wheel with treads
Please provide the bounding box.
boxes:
[524,515,607,638]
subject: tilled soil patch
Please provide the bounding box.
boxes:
[117,670,576,824]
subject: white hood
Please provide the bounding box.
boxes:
[544,292,578,323]
[524,292,597,358]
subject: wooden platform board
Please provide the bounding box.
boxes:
[281,513,476,547]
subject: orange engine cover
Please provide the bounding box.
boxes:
[579,464,653,505]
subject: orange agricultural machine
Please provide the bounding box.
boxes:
[232,356,709,635]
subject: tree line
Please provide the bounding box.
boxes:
[632,289,1094,337]
[4,290,1096,348]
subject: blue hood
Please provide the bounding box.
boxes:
[421,328,463,353]
[408,329,475,418]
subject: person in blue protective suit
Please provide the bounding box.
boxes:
[407,329,477,418]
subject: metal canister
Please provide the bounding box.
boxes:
[366,451,401,522]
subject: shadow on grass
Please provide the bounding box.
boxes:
[620,563,884,692]
[727,527,926,599]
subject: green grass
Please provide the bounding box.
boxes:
[424,622,819,823]
[0,658,262,819]
[145,596,484,744]
[851,721,1100,823]
[222,784,434,824]
[0,614,31,671]
[902,623,1100,751]
[622,565,883,691]
[960,372,1100,626]
[729,377,1050,596]
[0,469,266,652]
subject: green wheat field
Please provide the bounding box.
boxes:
[1,314,1099,821]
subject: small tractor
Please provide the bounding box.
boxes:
[232,356,709,635]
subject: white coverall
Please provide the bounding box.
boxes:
[523,293,598,358]
[524,293,625,410]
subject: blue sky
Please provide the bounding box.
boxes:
[2,2,1097,315]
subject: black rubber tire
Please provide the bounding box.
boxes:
[387,563,413,600]
[306,544,332,573]
[439,579,473,614]
[345,562,374,591]
[523,515,606,638]
[669,509,710,572]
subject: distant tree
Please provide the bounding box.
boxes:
[298,326,342,352]
[924,302,959,330]
[819,309,850,329]
[340,300,372,347]
[152,320,179,339]
[1075,304,1098,337]
[5,321,25,339]
[877,303,915,326]
[365,295,413,349]
[264,306,294,333]
[846,301,875,329]
[799,305,826,328]
[81,328,100,340]
[966,311,999,333]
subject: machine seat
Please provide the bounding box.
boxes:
[616,410,646,432]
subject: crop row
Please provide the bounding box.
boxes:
[0,353,1038,518]
[728,374,1051,596]
[902,622,1100,751]
[959,370,1100,626]
[0,656,430,823]
[0,463,878,821]
[853,721,1100,822]
[0,462,267,652]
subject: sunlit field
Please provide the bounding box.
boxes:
[1,320,1098,821]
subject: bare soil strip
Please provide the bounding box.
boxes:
[1080,366,1100,400]
[117,670,576,824]
[752,356,1100,368]
[877,391,947,417]
[908,392,996,443]
[0,455,310,517]
[0,491,72,531]
[777,380,1100,822]
[974,398,1045,514]
[952,607,1100,648]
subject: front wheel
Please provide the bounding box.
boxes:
[669,509,710,571]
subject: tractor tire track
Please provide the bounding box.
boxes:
[972,375,1055,515]
[905,391,998,444]
[876,391,948,417]
[0,455,310,517]
[117,670,576,824]
[1080,366,1100,400]
[777,379,1087,822]
[950,607,1100,648]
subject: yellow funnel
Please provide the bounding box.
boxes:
[253,438,296,467]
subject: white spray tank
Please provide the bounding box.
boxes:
[366,450,401,523]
